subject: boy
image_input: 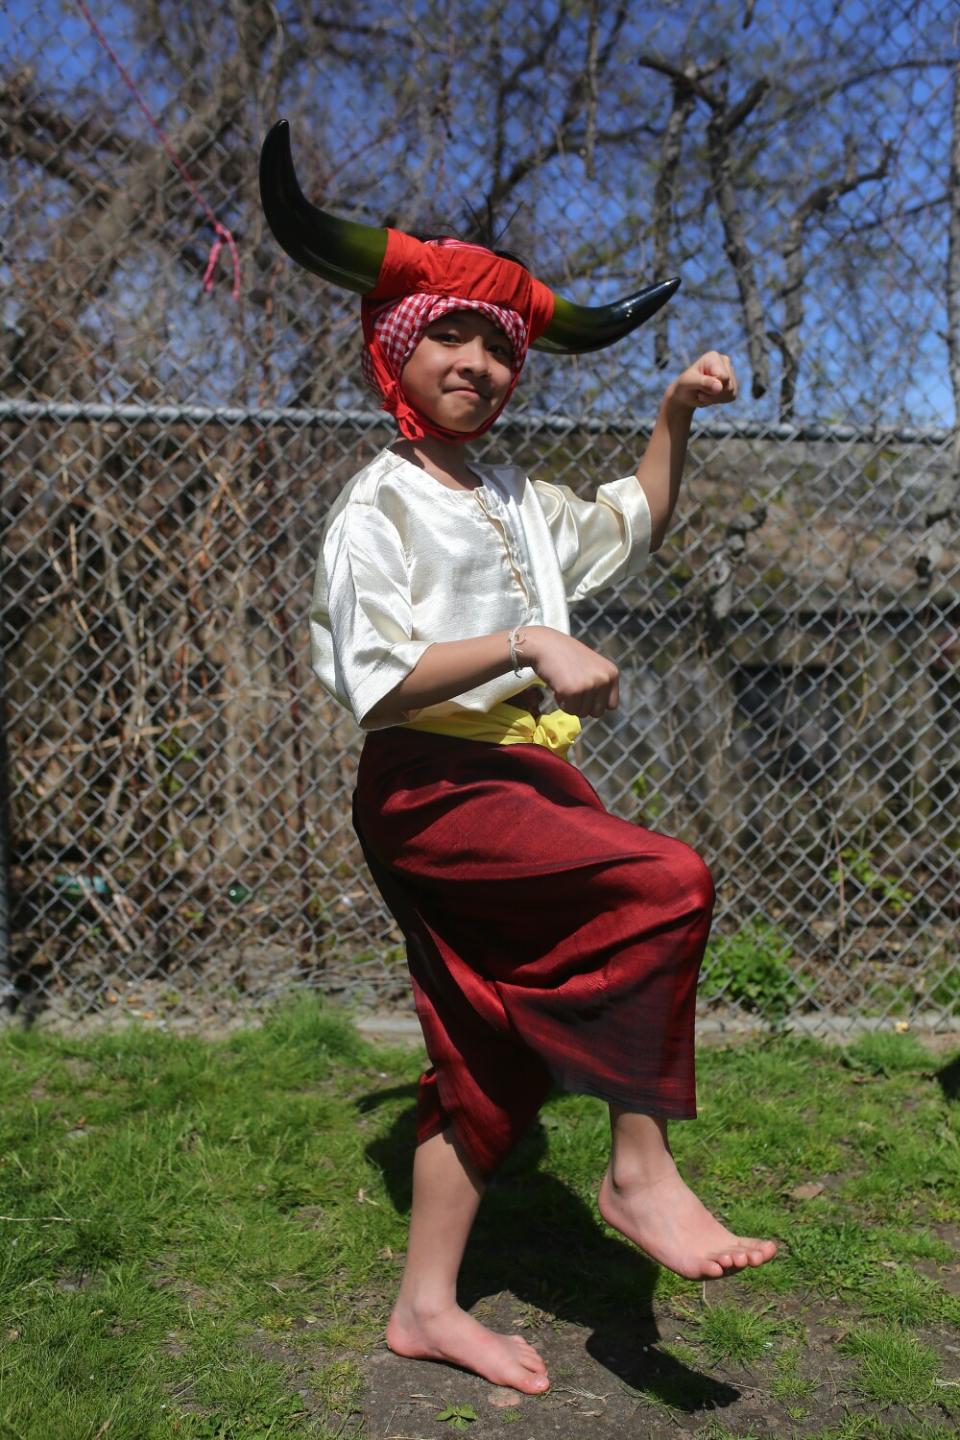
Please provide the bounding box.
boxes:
[261,121,777,1396]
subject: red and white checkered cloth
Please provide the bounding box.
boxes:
[361,293,528,393]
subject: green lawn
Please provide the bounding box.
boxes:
[0,1000,958,1440]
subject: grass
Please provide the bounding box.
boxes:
[0,998,957,1439]
[770,1343,818,1408]
[683,1299,780,1366]
[839,1326,941,1407]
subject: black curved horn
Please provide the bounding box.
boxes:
[259,120,387,293]
[534,277,681,354]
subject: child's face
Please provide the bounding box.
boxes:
[400,311,515,433]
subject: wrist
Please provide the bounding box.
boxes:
[507,624,526,675]
[662,381,695,420]
[509,624,544,673]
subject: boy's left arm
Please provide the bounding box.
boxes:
[636,350,737,552]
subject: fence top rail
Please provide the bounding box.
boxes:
[0,400,953,448]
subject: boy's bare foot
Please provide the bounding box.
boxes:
[598,1163,777,1280]
[386,1302,550,1394]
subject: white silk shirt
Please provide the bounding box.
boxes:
[310,448,651,729]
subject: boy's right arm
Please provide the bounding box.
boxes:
[363,626,620,728]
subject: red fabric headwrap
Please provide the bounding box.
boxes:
[361,234,555,444]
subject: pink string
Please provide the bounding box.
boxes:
[75,0,241,300]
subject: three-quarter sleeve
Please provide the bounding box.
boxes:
[311,500,431,728]
[532,475,652,603]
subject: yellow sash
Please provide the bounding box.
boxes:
[402,701,581,759]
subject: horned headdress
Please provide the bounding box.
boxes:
[259,120,680,437]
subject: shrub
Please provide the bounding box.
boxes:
[702,919,804,1022]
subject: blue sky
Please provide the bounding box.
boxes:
[1,0,955,426]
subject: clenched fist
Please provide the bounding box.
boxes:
[518,626,619,719]
[668,351,738,410]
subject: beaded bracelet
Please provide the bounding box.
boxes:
[508,624,527,676]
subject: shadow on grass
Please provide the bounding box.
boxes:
[936,1055,960,1102]
[358,1083,740,1415]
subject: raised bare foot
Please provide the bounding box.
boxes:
[386,1302,550,1394]
[598,1163,777,1280]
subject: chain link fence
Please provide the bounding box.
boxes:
[2,1,958,1033]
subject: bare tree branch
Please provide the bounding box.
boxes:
[640,55,771,395]
[0,122,110,199]
[721,77,769,135]
[652,80,697,368]
[777,56,959,130]
[0,84,153,164]
[833,192,948,237]
[706,99,771,397]
[643,56,724,343]
[488,4,630,216]
[584,0,600,181]
[778,141,893,420]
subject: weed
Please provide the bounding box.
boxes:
[701,920,804,1020]
[435,1402,478,1428]
[631,767,666,824]
[929,965,960,1013]
[831,847,915,913]
[511,1300,560,1331]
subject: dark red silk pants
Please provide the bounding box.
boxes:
[353,728,714,1178]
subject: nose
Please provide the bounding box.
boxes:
[456,336,490,373]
